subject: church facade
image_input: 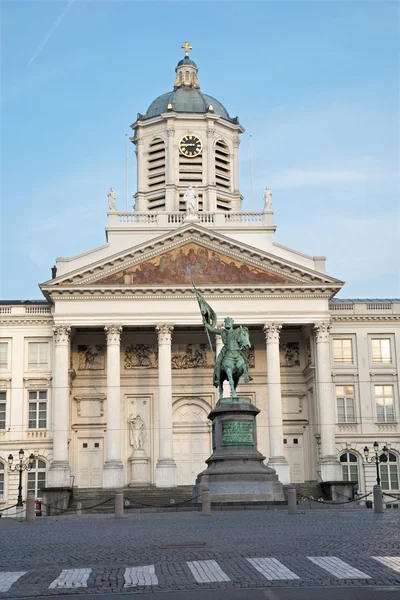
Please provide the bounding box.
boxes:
[1,46,399,513]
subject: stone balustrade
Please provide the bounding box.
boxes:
[108,211,273,229]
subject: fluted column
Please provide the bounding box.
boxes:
[314,322,341,481]
[103,325,124,488]
[155,325,177,487]
[264,323,291,484]
[48,326,71,488]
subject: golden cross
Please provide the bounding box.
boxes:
[181,41,192,57]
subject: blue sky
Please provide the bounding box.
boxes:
[1,0,399,299]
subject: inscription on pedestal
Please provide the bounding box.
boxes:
[222,421,253,445]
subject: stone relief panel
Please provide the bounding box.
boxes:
[171,344,209,369]
[78,345,105,370]
[280,342,300,367]
[124,344,158,369]
[96,242,289,286]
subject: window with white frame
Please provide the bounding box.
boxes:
[371,338,392,364]
[0,462,4,500]
[381,453,399,490]
[340,452,358,482]
[27,342,49,369]
[375,385,395,422]
[27,459,47,498]
[333,339,353,364]
[336,385,356,422]
[28,391,47,429]
[0,342,8,370]
[0,392,5,429]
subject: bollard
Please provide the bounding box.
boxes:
[201,487,211,517]
[25,495,36,523]
[287,485,297,514]
[76,502,82,516]
[373,485,384,514]
[115,492,124,519]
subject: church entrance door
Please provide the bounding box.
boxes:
[77,438,103,488]
[173,399,211,486]
[283,435,305,483]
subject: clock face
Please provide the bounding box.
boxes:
[179,135,202,157]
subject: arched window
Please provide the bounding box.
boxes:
[381,453,399,490]
[340,452,358,482]
[185,71,189,82]
[179,72,183,82]
[0,462,4,500]
[27,459,47,499]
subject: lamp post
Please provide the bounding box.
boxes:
[8,449,35,507]
[363,441,389,486]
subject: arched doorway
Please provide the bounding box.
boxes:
[173,398,211,485]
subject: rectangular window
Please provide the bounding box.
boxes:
[375,385,395,422]
[28,391,47,429]
[336,385,356,422]
[333,339,353,364]
[28,342,49,369]
[0,343,8,369]
[371,339,392,364]
[0,392,5,429]
[381,466,399,491]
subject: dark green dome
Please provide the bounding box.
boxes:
[143,88,235,123]
[176,56,198,68]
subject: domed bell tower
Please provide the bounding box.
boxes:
[131,43,244,214]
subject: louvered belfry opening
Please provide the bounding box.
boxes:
[179,151,203,186]
[215,139,231,211]
[147,137,166,210]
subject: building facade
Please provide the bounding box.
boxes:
[1,47,399,513]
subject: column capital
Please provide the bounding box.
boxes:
[314,322,331,343]
[167,127,175,137]
[104,325,122,344]
[156,324,174,344]
[53,326,71,345]
[263,323,282,342]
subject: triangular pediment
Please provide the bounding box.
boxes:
[41,224,343,297]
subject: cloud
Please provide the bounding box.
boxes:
[28,0,77,66]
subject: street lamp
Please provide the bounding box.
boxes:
[8,450,35,507]
[363,441,389,486]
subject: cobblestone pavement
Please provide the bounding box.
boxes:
[0,508,399,597]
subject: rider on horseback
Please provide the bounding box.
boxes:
[204,317,253,388]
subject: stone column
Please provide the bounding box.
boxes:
[48,326,71,488]
[155,325,177,487]
[264,323,291,485]
[103,325,124,488]
[314,322,341,481]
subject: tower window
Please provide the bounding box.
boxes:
[147,137,166,210]
[215,139,232,211]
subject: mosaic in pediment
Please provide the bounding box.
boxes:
[96,243,289,285]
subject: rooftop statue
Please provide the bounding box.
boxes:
[107,187,117,212]
[193,283,252,400]
[263,186,272,211]
[184,184,197,216]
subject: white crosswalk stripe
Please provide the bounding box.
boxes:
[0,572,26,593]
[247,557,300,580]
[124,565,158,587]
[307,557,371,579]
[187,560,230,583]
[372,556,400,574]
[48,568,92,589]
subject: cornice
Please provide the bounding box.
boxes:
[49,287,339,301]
[0,318,54,325]
[331,315,400,322]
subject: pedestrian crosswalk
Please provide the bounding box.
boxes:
[0,555,399,593]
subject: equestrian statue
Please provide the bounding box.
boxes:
[192,284,252,400]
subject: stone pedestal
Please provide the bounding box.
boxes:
[194,398,284,503]
[321,481,355,502]
[128,450,150,486]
